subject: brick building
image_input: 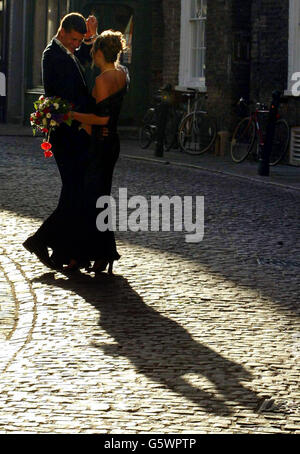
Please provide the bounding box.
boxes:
[159,0,300,140]
[1,0,300,146]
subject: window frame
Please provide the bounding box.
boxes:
[178,0,207,91]
[285,0,300,96]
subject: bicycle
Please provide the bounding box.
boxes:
[178,89,217,155]
[139,88,179,151]
[230,98,290,165]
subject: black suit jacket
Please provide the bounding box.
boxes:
[42,39,93,147]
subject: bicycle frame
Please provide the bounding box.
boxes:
[243,105,269,154]
[231,98,289,165]
[254,107,269,146]
[186,92,206,115]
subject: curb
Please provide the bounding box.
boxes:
[122,154,300,192]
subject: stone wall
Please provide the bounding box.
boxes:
[251,0,300,127]
[155,0,300,132]
[150,0,164,94]
[162,0,181,88]
[250,0,288,103]
[206,0,252,131]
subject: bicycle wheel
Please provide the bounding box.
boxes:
[178,111,217,155]
[139,125,153,149]
[269,118,290,166]
[230,117,256,163]
[164,108,179,151]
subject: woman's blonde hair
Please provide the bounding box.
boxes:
[92,29,127,64]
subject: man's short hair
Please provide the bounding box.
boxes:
[59,13,87,34]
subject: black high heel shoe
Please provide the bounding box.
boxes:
[91,259,114,274]
[64,259,80,272]
[64,259,91,272]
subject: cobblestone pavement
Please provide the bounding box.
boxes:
[0,136,299,434]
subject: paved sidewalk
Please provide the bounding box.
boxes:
[0,135,299,434]
[1,123,299,191]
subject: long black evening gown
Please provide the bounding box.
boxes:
[75,84,128,264]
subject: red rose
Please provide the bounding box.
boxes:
[41,141,52,151]
[63,114,69,120]
[36,111,41,118]
[35,120,40,125]
[44,150,53,158]
[42,128,48,133]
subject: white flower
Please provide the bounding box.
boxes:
[50,120,57,127]
[54,103,59,110]
[46,113,51,118]
[39,95,45,101]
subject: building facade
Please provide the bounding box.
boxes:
[1,0,300,135]
[160,0,300,134]
[0,0,163,125]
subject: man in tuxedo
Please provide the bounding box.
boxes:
[23,13,98,269]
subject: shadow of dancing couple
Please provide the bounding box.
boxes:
[33,270,263,417]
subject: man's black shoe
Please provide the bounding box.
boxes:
[23,236,54,270]
[50,252,65,270]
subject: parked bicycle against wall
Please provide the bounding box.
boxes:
[139,87,217,156]
[230,98,290,165]
[177,89,217,155]
[139,87,179,151]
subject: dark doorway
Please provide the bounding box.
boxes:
[82,2,134,124]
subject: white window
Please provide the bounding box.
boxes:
[179,0,207,90]
[286,0,300,95]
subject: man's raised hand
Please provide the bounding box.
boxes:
[85,15,98,39]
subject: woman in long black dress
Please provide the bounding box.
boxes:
[69,30,129,273]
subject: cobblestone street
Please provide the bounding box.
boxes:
[0,136,299,433]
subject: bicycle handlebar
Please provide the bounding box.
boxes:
[238,94,288,108]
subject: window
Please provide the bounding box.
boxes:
[286,0,300,95]
[31,0,70,87]
[179,0,207,89]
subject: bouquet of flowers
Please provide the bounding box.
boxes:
[30,96,73,157]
